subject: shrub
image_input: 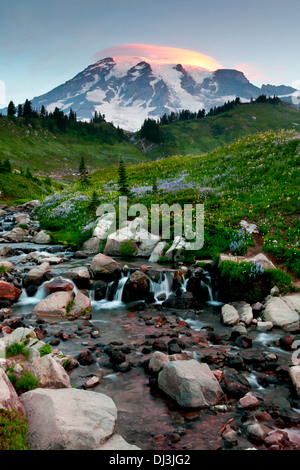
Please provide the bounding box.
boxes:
[5,341,30,361]
[218,260,293,303]
[119,240,137,257]
[0,408,28,450]
[7,366,40,395]
[39,343,52,357]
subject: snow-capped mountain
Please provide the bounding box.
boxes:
[29,56,296,131]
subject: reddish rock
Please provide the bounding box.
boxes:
[44,278,74,295]
[0,281,22,302]
[140,265,148,273]
[212,370,223,382]
[1,325,13,335]
[239,394,259,409]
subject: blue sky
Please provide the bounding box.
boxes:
[1,0,299,106]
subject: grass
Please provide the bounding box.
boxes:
[35,128,300,280]
[0,115,150,178]
[144,101,300,158]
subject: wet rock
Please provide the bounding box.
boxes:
[264,430,289,447]
[279,334,295,351]
[23,262,52,291]
[64,267,91,289]
[158,359,224,408]
[245,421,268,445]
[44,278,75,295]
[162,291,200,309]
[32,291,75,317]
[235,335,253,349]
[148,351,192,374]
[122,270,151,302]
[3,227,28,243]
[77,349,96,366]
[239,394,259,409]
[90,253,121,281]
[0,281,22,303]
[93,280,108,301]
[221,304,240,326]
[263,294,300,332]
[222,369,251,398]
[33,230,51,244]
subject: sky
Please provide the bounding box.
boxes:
[0,0,299,106]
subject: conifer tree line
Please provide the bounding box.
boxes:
[4,99,125,142]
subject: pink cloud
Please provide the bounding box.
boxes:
[93,44,223,71]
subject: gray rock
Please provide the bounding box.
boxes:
[221,304,240,326]
[263,295,300,332]
[158,359,223,408]
[19,388,118,450]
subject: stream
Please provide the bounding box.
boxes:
[1,207,300,450]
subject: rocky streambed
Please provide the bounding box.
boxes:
[1,202,300,451]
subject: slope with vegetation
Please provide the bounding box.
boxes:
[35,129,300,279]
[136,99,300,158]
[0,105,149,178]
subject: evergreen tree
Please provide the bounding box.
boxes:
[118,159,130,197]
[78,156,90,185]
[7,101,16,117]
[152,176,158,194]
[88,191,99,213]
[40,105,47,118]
[23,99,33,118]
[17,104,23,117]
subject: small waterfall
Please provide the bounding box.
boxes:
[18,276,78,306]
[201,270,223,306]
[150,271,174,303]
[92,272,129,310]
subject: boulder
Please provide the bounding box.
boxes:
[23,262,51,289]
[0,260,15,272]
[64,266,91,289]
[19,388,118,450]
[289,366,300,397]
[148,351,192,374]
[81,237,101,255]
[90,253,121,280]
[0,368,26,416]
[29,354,72,389]
[221,304,240,326]
[157,359,224,408]
[98,434,141,450]
[104,217,160,258]
[149,241,167,263]
[93,212,116,240]
[263,295,300,332]
[14,213,30,225]
[0,281,22,303]
[32,291,75,317]
[43,278,75,295]
[232,302,253,325]
[122,270,151,302]
[33,230,51,244]
[67,292,91,320]
[3,227,27,243]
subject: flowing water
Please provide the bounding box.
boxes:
[1,209,300,450]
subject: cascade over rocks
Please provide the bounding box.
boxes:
[122,270,151,302]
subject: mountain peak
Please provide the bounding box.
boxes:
[29,55,297,131]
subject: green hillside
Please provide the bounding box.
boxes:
[142,101,300,158]
[36,129,300,277]
[0,116,150,178]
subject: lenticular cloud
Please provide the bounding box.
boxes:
[93,44,223,71]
